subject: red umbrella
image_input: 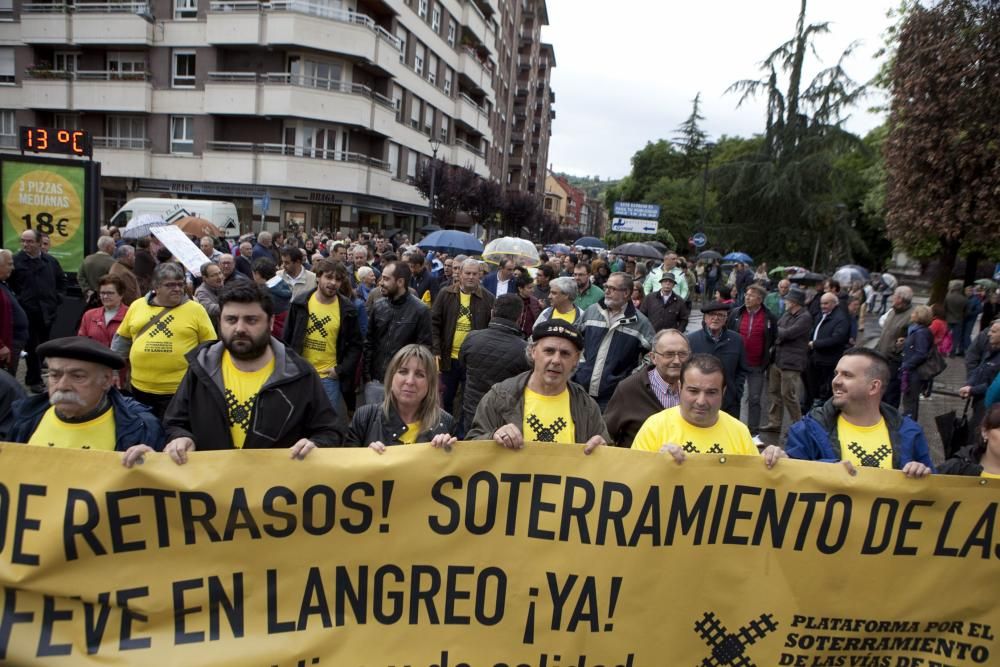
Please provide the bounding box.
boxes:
[173,216,222,238]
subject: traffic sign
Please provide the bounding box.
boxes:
[692,233,707,248]
[612,202,660,219]
[261,192,271,212]
[611,217,657,235]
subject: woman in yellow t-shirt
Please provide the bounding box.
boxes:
[938,404,1000,478]
[532,277,584,328]
[346,344,457,451]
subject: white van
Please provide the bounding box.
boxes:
[109,198,240,238]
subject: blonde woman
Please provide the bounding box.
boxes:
[347,344,455,451]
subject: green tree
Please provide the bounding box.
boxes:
[883,0,1000,301]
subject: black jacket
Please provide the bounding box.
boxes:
[431,283,494,371]
[164,339,343,449]
[10,251,65,320]
[687,328,748,416]
[410,269,440,304]
[639,291,689,332]
[458,317,531,428]
[727,304,778,368]
[346,403,453,447]
[938,443,986,476]
[283,289,363,390]
[809,307,851,365]
[364,292,433,382]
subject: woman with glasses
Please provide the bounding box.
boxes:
[78,274,130,387]
[111,262,217,419]
[533,276,584,328]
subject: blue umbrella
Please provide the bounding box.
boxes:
[574,236,606,250]
[416,230,483,255]
[723,251,753,264]
[545,243,571,254]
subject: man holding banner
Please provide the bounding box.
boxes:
[763,347,934,476]
[467,319,609,452]
[126,282,340,466]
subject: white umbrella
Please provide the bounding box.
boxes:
[482,237,540,267]
[122,213,169,239]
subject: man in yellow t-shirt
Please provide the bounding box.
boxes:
[10,337,163,456]
[111,262,217,419]
[632,353,774,466]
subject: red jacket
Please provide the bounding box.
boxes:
[77,305,128,347]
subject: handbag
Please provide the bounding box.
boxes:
[935,398,971,459]
[916,347,947,380]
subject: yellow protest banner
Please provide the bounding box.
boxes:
[1,441,998,666]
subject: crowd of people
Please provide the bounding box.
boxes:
[1,226,999,484]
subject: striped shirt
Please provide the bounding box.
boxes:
[648,368,680,409]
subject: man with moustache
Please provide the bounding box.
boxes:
[127,283,341,466]
[605,329,691,447]
[9,336,163,452]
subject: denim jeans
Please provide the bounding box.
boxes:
[320,377,342,414]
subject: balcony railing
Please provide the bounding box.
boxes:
[22,1,150,12]
[206,0,402,51]
[26,68,149,81]
[206,141,390,170]
[206,71,395,109]
[458,92,488,117]
[455,138,484,158]
[93,136,151,150]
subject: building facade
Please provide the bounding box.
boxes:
[0,0,555,236]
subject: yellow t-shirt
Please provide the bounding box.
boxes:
[117,297,217,394]
[221,350,275,449]
[398,422,422,445]
[982,471,1000,479]
[451,291,473,359]
[838,415,893,470]
[27,405,116,451]
[631,406,757,455]
[551,308,577,324]
[523,388,576,444]
[301,294,341,375]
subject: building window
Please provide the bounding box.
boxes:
[174,0,196,19]
[443,68,452,96]
[439,116,448,142]
[414,43,424,76]
[427,53,437,86]
[170,115,194,153]
[107,52,146,77]
[53,114,81,130]
[0,48,13,84]
[417,0,427,19]
[392,84,403,122]
[423,104,433,135]
[53,51,79,74]
[172,50,196,88]
[0,110,15,148]
[395,26,407,64]
[406,151,417,180]
[409,97,421,129]
[431,3,440,32]
[107,116,147,149]
[447,19,456,47]
[388,142,400,178]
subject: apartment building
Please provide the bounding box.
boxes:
[0,0,555,235]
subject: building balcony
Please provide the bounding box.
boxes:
[203,141,392,194]
[455,92,491,138]
[22,70,152,112]
[452,139,488,178]
[205,72,397,135]
[458,48,491,94]
[20,1,154,44]
[92,136,152,177]
[461,1,488,49]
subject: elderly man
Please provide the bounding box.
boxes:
[199,236,222,261]
[688,301,748,418]
[78,235,117,304]
[112,262,217,418]
[805,291,852,409]
[640,272,689,332]
[194,261,225,332]
[252,231,279,263]
[763,348,933,477]
[573,263,604,310]
[468,320,609,451]
[761,286,813,433]
[605,329,691,447]
[631,353,760,458]
[764,279,791,317]
[108,244,141,304]
[574,272,655,409]
[727,284,778,434]
[874,285,915,409]
[0,249,28,375]
[431,258,494,426]
[219,253,251,285]
[643,250,689,301]
[278,246,316,300]
[9,336,163,452]
[131,282,340,466]
[10,229,66,393]
[482,258,516,297]
[234,240,255,279]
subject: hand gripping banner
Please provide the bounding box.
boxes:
[0,442,998,666]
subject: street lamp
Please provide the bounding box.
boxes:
[428,137,441,226]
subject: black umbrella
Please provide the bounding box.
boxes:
[789,271,826,283]
[698,250,723,261]
[382,227,402,238]
[646,240,668,253]
[611,242,663,260]
[420,224,442,235]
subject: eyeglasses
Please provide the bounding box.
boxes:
[604,284,627,293]
[653,350,689,360]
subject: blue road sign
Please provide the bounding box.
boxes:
[613,201,660,219]
[692,233,707,248]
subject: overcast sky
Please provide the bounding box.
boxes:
[542,0,897,179]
